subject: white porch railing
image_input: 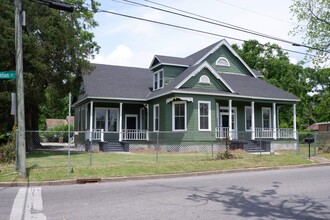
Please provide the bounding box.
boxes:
[85,129,104,141]
[215,127,229,139]
[255,128,295,139]
[122,129,148,140]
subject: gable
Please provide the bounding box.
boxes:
[203,46,253,76]
[181,67,230,92]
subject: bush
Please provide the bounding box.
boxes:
[318,145,330,154]
[0,142,15,164]
[216,149,236,160]
[40,124,74,142]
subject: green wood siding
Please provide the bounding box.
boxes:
[181,68,228,91]
[203,46,253,76]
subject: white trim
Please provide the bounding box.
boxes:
[172,101,187,131]
[199,75,211,84]
[125,114,138,130]
[198,101,211,131]
[245,106,252,131]
[193,39,258,78]
[218,106,237,140]
[94,107,119,132]
[251,102,255,140]
[153,69,164,91]
[119,103,123,141]
[166,96,193,104]
[262,107,272,130]
[174,61,235,93]
[216,57,230,67]
[149,62,189,70]
[293,104,297,140]
[153,104,159,132]
[73,93,299,107]
[273,103,277,140]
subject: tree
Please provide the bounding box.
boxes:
[0,0,100,150]
[290,0,330,65]
[232,40,312,129]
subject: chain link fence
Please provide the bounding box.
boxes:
[1,130,329,178]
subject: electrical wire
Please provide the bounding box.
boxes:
[114,0,327,53]
[95,8,315,57]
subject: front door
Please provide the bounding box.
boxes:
[125,115,138,139]
[219,107,237,139]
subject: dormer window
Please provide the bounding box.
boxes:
[153,69,164,91]
[216,57,230,67]
[199,75,211,84]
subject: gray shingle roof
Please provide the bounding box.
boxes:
[82,64,152,100]
[219,73,299,100]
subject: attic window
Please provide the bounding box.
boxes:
[199,75,211,84]
[216,57,230,67]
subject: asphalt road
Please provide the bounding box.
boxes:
[1,166,330,220]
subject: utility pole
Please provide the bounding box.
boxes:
[14,0,74,178]
[15,0,26,178]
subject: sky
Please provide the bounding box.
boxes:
[90,0,308,68]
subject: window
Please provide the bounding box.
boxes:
[173,102,187,131]
[199,75,211,84]
[95,109,106,130]
[108,109,118,131]
[262,108,271,130]
[198,101,211,131]
[216,57,230,67]
[95,108,119,131]
[245,106,252,131]
[153,70,164,90]
[153,104,159,131]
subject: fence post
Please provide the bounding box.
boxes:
[296,132,300,156]
[314,131,317,156]
[156,132,159,163]
[90,139,93,166]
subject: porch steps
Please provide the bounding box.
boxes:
[103,142,124,152]
[244,140,268,153]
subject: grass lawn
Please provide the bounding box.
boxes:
[0,150,319,183]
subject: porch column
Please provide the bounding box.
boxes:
[273,103,277,140]
[89,101,93,141]
[293,104,297,140]
[251,101,255,140]
[146,104,149,141]
[228,99,232,140]
[119,102,123,141]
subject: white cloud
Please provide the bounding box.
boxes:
[92,44,134,66]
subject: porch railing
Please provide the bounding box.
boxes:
[122,129,148,140]
[255,128,295,139]
[215,127,229,139]
[85,129,104,141]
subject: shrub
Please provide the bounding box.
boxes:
[216,149,236,160]
[0,141,15,164]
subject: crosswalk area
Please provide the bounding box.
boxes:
[9,187,46,220]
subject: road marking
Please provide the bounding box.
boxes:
[9,187,46,220]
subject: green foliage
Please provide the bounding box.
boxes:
[232,40,330,130]
[40,124,74,142]
[290,0,330,65]
[216,150,236,160]
[0,128,16,164]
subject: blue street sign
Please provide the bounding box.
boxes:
[0,71,16,79]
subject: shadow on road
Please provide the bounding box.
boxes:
[186,182,330,219]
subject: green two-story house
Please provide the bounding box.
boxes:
[73,39,299,151]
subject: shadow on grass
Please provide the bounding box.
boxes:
[186,182,330,219]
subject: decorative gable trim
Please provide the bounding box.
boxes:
[193,39,258,78]
[174,61,235,93]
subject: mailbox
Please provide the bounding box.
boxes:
[304,138,314,143]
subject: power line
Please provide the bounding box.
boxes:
[214,0,296,25]
[114,0,327,53]
[95,7,315,57]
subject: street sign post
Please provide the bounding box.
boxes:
[0,71,16,79]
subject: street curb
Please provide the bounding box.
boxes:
[1,161,330,187]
